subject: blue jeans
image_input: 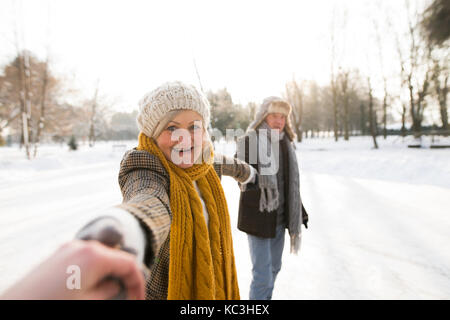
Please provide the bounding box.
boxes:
[247,224,286,300]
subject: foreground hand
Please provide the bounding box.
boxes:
[1,240,145,300]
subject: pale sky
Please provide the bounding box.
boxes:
[0,0,427,113]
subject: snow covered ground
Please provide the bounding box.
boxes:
[0,136,449,299]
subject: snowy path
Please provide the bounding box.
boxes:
[223,173,450,299]
[0,156,124,293]
[0,141,449,299]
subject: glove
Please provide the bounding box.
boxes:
[301,204,309,229]
[240,166,259,191]
[75,209,148,299]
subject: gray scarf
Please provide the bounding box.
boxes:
[256,121,283,213]
[239,121,302,254]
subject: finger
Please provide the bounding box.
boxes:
[119,269,146,300]
[83,241,146,300]
[82,277,122,300]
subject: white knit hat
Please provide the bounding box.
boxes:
[137,81,211,137]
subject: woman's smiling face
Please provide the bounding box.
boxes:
[155,110,205,168]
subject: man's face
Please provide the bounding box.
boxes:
[265,113,286,132]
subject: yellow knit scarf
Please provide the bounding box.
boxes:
[137,133,240,300]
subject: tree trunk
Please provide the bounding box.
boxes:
[33,60,49,158]
[18,53,32,159]
[332,80,339,142]
[440,99,449,132]
[341,72,350,141]
[437,74,448,133]
[89,83,99,147]
[360,103,366,135]
[290,107,302,142]
[411,67,431,138]
[343,93,349,140]
[408,75,421,138]
[401,103,407,137]
[382,83,388,139]
[368,77,378,149]
[286,81,303,142]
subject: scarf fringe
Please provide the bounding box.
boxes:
[259,188,279,213]
[290,234,301,255]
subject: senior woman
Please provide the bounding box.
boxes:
[75,81,256,300]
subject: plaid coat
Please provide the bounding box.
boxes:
[116,148,251,300]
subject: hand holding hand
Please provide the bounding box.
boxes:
[1,240,145,300]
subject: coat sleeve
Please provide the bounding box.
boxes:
[116,150,172,267]
[234,135,259,190]
[214,153,252,184]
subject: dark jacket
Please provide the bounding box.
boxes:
[236,135,308,238]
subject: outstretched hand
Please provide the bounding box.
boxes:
[1,240,145,300]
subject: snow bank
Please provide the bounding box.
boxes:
[0,137,449,299]
[297,136,450,189]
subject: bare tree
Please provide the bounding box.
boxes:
[11,2,33,158]
[337,69,351,140]
[421,0,450,46]
[401,102,408,137]
[33,55,49,157]
[88,81,100,147]
[391,1,434,138]
[373,18,390,139]
[431,51,449,132]
[0,51,72,149]
[32,5,51,157]
[359,102,367,135]
[367,77,379,149]
[388,14,411,138]
[285,80,304,141]
[0,103,21,137]
[246,101,257,120]
[330,9,340,142]
[17,52,33,158]
[302,80,323,138]
[407,2,433,137]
